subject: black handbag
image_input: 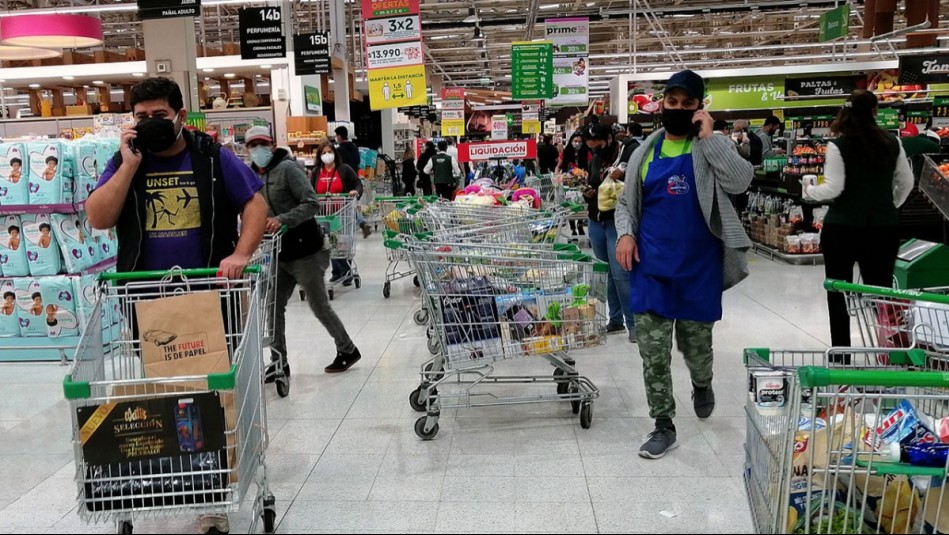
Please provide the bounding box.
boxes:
[279,218,324,261]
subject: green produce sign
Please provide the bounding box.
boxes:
[819,5,850,42]
[704,77,784,111]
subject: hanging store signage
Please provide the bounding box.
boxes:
[819,5,850,42]
[785,75,865,100]
[365,15,421,45]
[293,32,331,75]
[491,115,508,140]
[877,107,900,129]
[367,64,427,109]
[441,87,465,136]
[545,17,589,107]
[512,42,554,100]
[361,0,420,18]
[457,140,538,163]
[137,0,201,20]
[704,77,784,111]
[899,54,949,85]
[239,7,287,60]
[305,85,323,114]
[365,40,424,70]
[521,102,542,135]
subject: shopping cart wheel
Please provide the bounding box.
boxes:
[118,521,133,534]
[409,385,428,412]
[427,336,440,355]
[580,401,593,429]
[413,275,420,287]
[263,508,276,534]
[354,276,362,289]
[383,282,391,299]
[568,383,581,414]
[414,308,429,326]
[414,416,439,440]
[276,376,290,398]
[423,362,444,382]
[328,289,335,301]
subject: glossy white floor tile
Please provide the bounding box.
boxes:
[0,233,836,533]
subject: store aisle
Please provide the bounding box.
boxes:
[0,235,831,534]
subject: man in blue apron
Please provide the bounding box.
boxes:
[615,70,754,459]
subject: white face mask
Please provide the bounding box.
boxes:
[321,153,335,165]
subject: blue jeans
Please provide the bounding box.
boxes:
[587,218,635,330]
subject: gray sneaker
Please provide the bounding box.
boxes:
[639,427,678,459]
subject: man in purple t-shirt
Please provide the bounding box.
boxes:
[87,77,266,279]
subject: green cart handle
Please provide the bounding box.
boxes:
[384,239,404,250]
[798,365,949,390]
[560,201,585,213]
[99,265,262,282]
[854,458,947,478]
[823,279,949,306]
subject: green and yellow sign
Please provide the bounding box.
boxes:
[819,5,850,42]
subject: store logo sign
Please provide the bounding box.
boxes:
[922,59,949,76]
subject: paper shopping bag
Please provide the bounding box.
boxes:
[135,290,230,379]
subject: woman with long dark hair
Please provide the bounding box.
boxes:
[557,132,590,237]
[401,147,417,196]
[803,89,914,347]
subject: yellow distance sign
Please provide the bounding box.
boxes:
[522,119,542,135]
[443,120,464,136]
[368,64,427,110]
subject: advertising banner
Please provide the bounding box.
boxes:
[361,0,419,18]
[365,40,424,70]
[441,87,465,136]
[458,140,538,163]
[367,64,427,109]
[365,15,421,45]
[785,75,865,99]
[545,17,589,107]
[705,77,784,111]
[899,54,949,85]
[491,115,509,140]
[362,0,426,110]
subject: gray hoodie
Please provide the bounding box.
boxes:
[256,148,320,229]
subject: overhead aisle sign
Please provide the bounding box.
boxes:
[441,88,465,136]
[294,32,331,75]
[819,5,850,42]
[457,140,538,163]
[545,17,589,107]
[239,7,287,60]
[138,0,201,20]
[363,0,427,110]
[512,42,554,100]
[899,54,949,85]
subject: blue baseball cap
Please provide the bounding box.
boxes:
[665,69,705,100]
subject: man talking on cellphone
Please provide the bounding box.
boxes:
[614,69,753,460]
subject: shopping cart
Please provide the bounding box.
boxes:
[318,194,361,300]
[380,197,429,299]
[742,346,949,534]
[62,266,278,534]
[403,238,609,440]
[523,173,557,207]
[825,280,949,354]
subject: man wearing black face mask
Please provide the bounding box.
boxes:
[614,69,753,460]
[86,77,267,280]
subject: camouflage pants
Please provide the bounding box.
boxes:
[635,312,714,420]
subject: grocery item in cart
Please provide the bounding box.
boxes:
[51,213,95,273]
[0,215,30,276]
[439,276,500,345]
[14,277,46,336]
[0,279,17,336]
[0,142,29,205]
[22,213,63,276]
[39,275,80,337]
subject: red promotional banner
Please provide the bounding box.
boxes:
[441,87,466,101]
[458,140,537,163]
[361,0,420,19]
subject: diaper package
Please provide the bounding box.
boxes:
[28,141,73,205]
[39,275,80,337]
[95,139,119,177]
[0,279,18,337]
[0,143,29,205]
[22,213,63,276]
[51,213,95,273]
[14,277,46,337]
[92,226,116,262]
[77,212,100,265]
[0,215,30,276]
[72,274,98,330]
[72,141,99,204]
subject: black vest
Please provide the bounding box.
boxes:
[113,130,239,272]
[826,135,901,228]
[431,153,455,184]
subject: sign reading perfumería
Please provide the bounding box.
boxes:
[899,54,949,85]
[239,7,287,60]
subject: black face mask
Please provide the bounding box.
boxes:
[136,116,181,153]
[661,108,697,137]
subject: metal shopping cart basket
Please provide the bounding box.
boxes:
[742,345,949,534]
[523,173,557,207]
[318,194,361,300]
[62,265,278,534]
[380,197,430,299]
[402,238,609,440]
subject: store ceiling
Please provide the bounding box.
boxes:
[1,0,948,99]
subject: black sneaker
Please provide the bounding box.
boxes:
[325,348,362,373]
[605,323,625,335]
[639,426,678,459]
[692,383,715,419]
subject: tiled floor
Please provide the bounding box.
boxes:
[0,232,835,533]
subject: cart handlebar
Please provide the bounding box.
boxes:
[98,265,262,282]
[823,279,949,305]
[798,365,949,390]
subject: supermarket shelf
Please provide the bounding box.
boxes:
[751,241,823,266]
[0,322,122,363]
[83,258,117,276]
[0,201,85,215]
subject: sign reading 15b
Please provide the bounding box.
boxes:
[309,33,328,46]
[260,8,281,21]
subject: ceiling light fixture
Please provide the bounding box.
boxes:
[0,14,104,48]
[202,68,215,72]
[0,45,62,60]
[132,72,144,77]
[28,83,40,88]
[224,73,236,78]
[63,75,74,80]
[260,64,272,69]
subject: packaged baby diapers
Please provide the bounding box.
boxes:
[0,279,18,337]
[39,275,80,337]
[22,213,63,276]
[71,273,97,329]
[72,141,99,204]
[0,143,30,205]
[28,141,73,205]
[0,215,30,277]
[51,213,95,273]
[14,277,46,337]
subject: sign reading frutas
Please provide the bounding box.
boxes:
[294,32,331,75]
[899,54,949,85]
[458,140,538,163]
[238,7,287,60]
[137,0,201,20]
[545,18,589,106]
[512,42,554,100]
[361,0,420,18]
[365,15,421,45]
[704,77,784,111]
[785,75,865,99]
[819,5,849,42]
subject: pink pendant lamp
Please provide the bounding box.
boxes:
[0,14,103,49]
[0,45,63,60]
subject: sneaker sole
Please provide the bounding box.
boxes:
[638,441,678,459]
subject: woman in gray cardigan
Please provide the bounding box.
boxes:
[614,70,753,460]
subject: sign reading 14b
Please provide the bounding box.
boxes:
[260,8,281,21]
